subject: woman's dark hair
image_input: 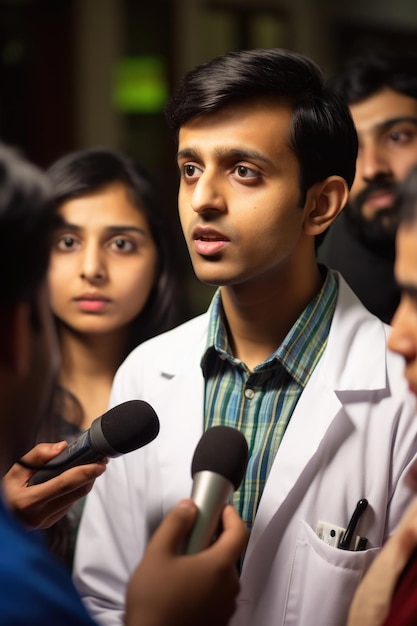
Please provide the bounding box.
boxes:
[165,47,358,204]
[47,147,181,354]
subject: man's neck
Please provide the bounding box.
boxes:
[219,264,323,370]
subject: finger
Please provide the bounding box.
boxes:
[147,500,198,556]
[26,462,107,503]
[20,441,68,466]
[209,505,248,563]
[22,477,100,529]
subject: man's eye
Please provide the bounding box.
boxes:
[235,165,259,179]
[389,129,416,144]
[181,163,203,179]
[185,165,196,177]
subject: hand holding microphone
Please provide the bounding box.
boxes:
[184,425,249,554]
[127,499,248,626]
[27,400,160,486]
[127,426,249,626]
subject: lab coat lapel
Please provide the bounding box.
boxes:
[247,357,343,557]
[246,274,389,557]
[152,323,207,508]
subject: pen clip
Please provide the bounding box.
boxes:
[339,498,368,550]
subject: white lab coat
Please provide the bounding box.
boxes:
[74,275,417,626]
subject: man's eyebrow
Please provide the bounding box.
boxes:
[177,147,274,166]
[376,116,417,132]
[177,148,199,161]
[219,148,274,166]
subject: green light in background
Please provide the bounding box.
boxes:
[113,56,168,113]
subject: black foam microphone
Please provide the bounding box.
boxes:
[184,425,249,555]
[28,400,160,486]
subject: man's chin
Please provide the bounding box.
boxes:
[345,206,397,257]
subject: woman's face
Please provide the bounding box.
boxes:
[48,182,158,337]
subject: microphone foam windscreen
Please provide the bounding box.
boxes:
[191,425,249,490]
[101,400,160,454]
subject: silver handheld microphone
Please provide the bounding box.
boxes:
[184,425,248,555]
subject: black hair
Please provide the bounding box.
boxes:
[47,147,181,354]
[0,144,57,329]
[165,48,358,203]
[331,51,417,105]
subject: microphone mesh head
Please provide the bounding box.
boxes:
[101,400,160,453]
[191,426,248,490]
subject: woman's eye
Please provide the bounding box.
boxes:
[56,236,76,250]
[110,238,135,252]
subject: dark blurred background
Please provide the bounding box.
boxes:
[1,0,417,318]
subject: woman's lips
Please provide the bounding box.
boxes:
[74,296,110,312]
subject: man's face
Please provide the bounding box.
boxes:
[388,221,417,397]
[348,88,417,252]
[177,99,311,290]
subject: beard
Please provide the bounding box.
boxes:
[346,179,398,259]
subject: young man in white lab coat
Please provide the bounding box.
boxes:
[74,48,417,626]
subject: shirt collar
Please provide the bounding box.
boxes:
[201,268,338,387]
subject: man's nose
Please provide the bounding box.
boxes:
[191,171,227,215]
[359,142,392,183]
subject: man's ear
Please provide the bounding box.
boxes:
[0,303,30,377]
[303,176,349,236]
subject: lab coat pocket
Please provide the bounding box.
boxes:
[284,520,379,626]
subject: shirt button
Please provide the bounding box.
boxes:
[244,388,255,399]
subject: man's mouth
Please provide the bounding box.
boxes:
[363,189,396,210]
[192,227,229,256]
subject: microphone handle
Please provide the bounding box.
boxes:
[28,431,102,486]
[184,471,234,555]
